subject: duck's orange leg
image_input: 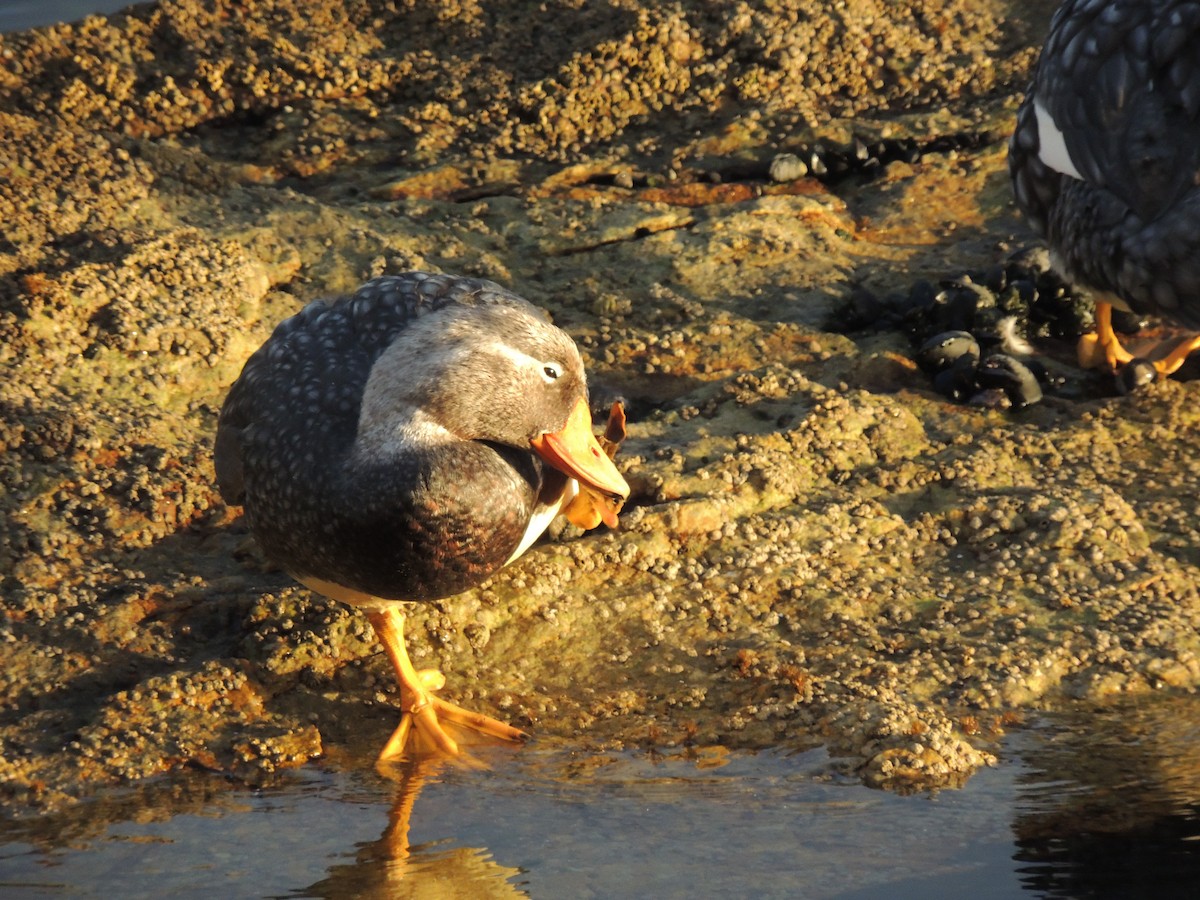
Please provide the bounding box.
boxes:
[1078,301,1135,371]
[366,607,527,762]
[1078,300,1200,377]
[1149,333,1200,376]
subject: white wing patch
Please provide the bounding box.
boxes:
[1035,99,1084,180]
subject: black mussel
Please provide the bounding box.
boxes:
[1006,278,1038,306]
[909,279,938,309]
[938,279,996,311]
[975,353,1043,408]
[968,387,1012,410]
[923,284,987,334]
[1034,280,1090,337]
[916,330,980,374]
[981,264,1008,293]
[1111,308,1146,334]
[933,353,979,401]
[1022,358,1050,383]
[1117,358,1158,394]
[823,151,852,176]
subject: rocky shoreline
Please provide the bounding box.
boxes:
[4,0,1200,816]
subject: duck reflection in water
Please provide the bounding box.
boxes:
[302,755,528,898]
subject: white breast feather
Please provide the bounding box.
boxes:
[505,479,578,566]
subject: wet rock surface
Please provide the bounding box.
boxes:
[3,0,1200,817]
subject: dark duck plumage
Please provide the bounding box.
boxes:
[1009,0,1200,375]
[215,272,630,759]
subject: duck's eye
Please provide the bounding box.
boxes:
[542,363,562,382]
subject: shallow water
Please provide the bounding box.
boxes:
[0,748,1019,899]
[3,698,1198,899]
[0,0,138,33]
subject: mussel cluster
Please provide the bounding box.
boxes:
[673,132,990,189]
[913,329,1043,408]
[838,247,1153,408]
[768,132,988,184]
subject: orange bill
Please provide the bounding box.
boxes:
[530,397,630,527]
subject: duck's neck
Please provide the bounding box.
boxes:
[354,335,464,460]
[354,403,456,463]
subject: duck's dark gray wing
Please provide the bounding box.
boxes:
[214,272,531,507]
[1034,0,1200,222]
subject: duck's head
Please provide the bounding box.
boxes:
[359,302,629,520]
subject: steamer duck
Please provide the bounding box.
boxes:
[215,272,629,759]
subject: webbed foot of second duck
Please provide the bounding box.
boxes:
[1079,301,1200,378]
[1144,334,1200,377]
[1078,331,1200,378]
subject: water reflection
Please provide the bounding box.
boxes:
[1011,698,1200,899]
[300,756,527,898]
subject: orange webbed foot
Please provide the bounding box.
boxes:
[366,608,527,763]
[1080,300,1200,378]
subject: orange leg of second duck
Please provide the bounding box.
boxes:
[1080,301,1200,376]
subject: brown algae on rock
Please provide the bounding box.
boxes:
[4,0,1200,816]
